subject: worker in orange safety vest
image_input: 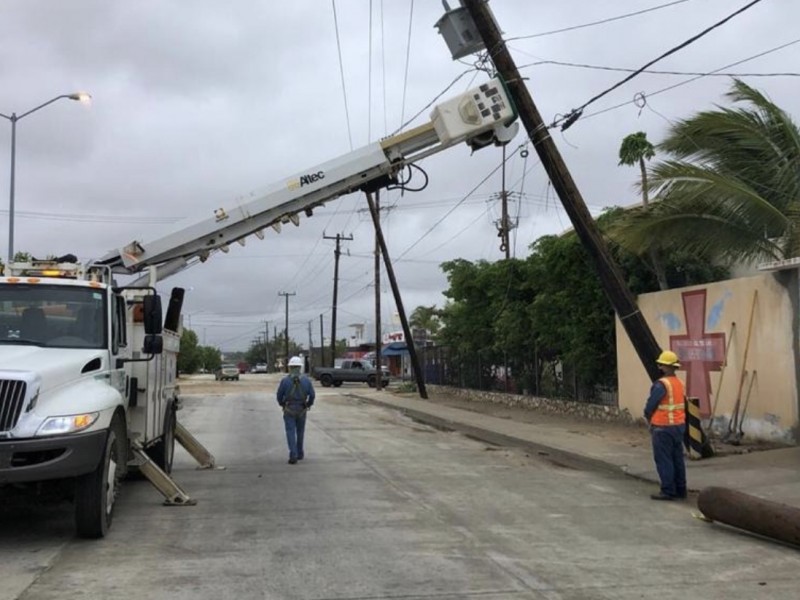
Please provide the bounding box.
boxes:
[643,350,687,501]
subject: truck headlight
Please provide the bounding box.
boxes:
[37,413,99,436]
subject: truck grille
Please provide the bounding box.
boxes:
[0,380,27,432]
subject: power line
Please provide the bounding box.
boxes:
[399,0,415,129]
[368,0,373,143]
[396,144,524,260]
[1,209,181,224]
[556,0,767,131]
[581,37,800,123]
[517,59,800,78]
[506,0,694,42]
[392,68,477,134]
[331,0,353,150]
[380,0,388,136]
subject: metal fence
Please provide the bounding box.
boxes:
[416,345,617,406]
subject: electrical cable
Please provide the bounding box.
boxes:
[331,0,353,150]
[580,37,800,124]
[391,68,478,135]
[506,0,694,42]
[368,0,373,143]
[380,0,388,136]
[386,163,429,193]
[2,209,181,224]
[517,58,800,78]
[399,0,415,129]
[555,0,767,130]
[397,143,524,260]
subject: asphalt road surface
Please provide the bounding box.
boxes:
[2,375,800,599]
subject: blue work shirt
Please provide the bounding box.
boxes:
[643,380,667,423]
[277,373,315,414]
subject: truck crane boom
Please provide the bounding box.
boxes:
[98,77,518,282]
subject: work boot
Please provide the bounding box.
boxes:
[650,493,675,501]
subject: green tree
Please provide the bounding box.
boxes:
[612,79,800,265]
[198,346,222,372]
[618,132,656,206]
[177,329,201,374]
[437,208,728,400]
[618,131,668,290]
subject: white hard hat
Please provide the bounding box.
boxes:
[288,356,304,367]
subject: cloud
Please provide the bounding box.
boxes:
[0,0,796,350]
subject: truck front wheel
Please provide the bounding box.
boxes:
[320,374,333,387]
[75,418,125,539]
[333,381,343,387]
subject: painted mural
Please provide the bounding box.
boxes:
[661,290,727,417]
[616,272,798,443]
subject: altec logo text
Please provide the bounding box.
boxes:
[288,171,325,191]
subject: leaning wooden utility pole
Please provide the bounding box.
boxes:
[462,0,662,381]
[374,191,383,390]
[365,190,428,399]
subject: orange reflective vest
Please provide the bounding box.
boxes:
[650,376,686,426]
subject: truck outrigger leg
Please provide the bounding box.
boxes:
[131,440,197,506]
[175,421,225,470]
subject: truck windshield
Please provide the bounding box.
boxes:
[0,284,107,349]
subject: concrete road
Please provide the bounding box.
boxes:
[2,377,800,599]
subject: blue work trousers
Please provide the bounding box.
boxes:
[283,413,307,460]
[651,425,687,497]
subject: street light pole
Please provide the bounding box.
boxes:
[0,92,91,264]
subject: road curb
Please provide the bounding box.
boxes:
[347,392,661,486]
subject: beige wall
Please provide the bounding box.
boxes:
[616,272,798,443]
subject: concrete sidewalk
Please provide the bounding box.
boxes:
[348,389,800,506]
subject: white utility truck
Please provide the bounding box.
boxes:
[0,77,518,537]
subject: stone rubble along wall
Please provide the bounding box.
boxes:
[427,384,642,426]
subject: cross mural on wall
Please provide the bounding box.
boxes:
[669,290,726,417]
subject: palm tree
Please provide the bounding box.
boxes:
[612,79,800,266]
[618,131,656,206]
[618,131,668,289]
[409,305,441,341]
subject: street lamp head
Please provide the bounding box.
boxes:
[68,92,92,104]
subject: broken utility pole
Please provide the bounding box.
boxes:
[462,0,662,381]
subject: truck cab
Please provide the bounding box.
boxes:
[0,259,178,538]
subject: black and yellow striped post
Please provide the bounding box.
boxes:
[684,396,714,459]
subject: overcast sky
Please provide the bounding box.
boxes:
[0,0,796,352]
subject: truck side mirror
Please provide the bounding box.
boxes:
[143,295,163,335]
[143,334,163,355]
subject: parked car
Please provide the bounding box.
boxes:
[313,359,390,388]
[215,363,240,381]
[251,363,268,374]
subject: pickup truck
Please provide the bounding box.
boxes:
[313,359,390,388]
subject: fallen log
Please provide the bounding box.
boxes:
[698,487,800,547]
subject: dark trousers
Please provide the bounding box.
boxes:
[283,413,307,460]
[651,425,687,497]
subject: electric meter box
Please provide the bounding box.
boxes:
[430,77,516,144]
[434,3,485,60]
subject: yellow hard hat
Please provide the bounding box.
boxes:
[656,350,680,367]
